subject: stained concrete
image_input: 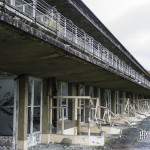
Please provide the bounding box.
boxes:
[0,22,150,96]
[29,143,103,150]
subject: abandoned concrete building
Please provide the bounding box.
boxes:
[0,0,150,149]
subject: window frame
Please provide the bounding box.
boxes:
[27,77,42,135]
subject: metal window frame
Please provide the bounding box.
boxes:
[28,77,43,135]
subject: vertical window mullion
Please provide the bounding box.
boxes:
[30,80,34,134]
[40,81,42,133]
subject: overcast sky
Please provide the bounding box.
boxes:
[82,0,150,71]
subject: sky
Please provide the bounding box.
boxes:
[82,0,150,71]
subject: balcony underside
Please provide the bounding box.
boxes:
[0,22,150,96]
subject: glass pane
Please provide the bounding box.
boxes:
[62,99,67,106]
[0,107,13,136]
[34,80,41,106]
[57,81,68,96]
[28,78,33,106]
[33,107,40,132]
[0,79,14,106]
[27,108,31,134]
[81,100,85,105]
[61,82,68,96]
[89,87,94,97]
[0,79,14,136]
[64,108,67,117]
[57,82,61,96]
[81,109,84,122]
[79,85,85,96]
[85,86,89,96]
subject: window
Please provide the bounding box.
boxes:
[0,78,14,136]
[79,85,86,122]
[57,81,68,120]
[81,100,85,122]
[28,78,42,134]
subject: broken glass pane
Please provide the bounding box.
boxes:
[0,79,14,136]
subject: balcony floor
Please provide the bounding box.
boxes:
[0,21,149,95]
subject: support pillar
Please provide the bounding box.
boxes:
[72,97,78,135]
[97,88,101,119]
[61,108,64,134]
[72,84,78,135]
[77,99,81,135]
[115,91,119,114]
[17,76,28,150]
[41,79,51,144]
[122,91,126,114]
[111,90,116,114]
[101,89,105,118]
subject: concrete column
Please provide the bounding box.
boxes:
[77,99,81,135]
[17,76,28,150]
[113,90,119,114]
[116,91,120,114]
[61,108,64,134]
[72,84,78,135]
[72,84,77,119]
[111,91,116,114]
[100,89,105,118]
[122,91,126,114]
[98,88,101,119]
[73,98,78,135]
[41,79,52,144]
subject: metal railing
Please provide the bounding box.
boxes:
[1,0,150,88]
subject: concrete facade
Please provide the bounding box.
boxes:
[0,0,150,149]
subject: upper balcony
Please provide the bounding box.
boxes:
[0,0,150,91]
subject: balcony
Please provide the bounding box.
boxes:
[0,0,150,88]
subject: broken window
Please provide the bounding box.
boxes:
[0,79,14,136]
[57,81,68,120]
[28,78,42,134]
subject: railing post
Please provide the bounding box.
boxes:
[70,21,74,42]
[84,32,86,51]
[91,38,93,55]
[33,0,37,19]
[97,44,100,58]
[56,12,60,35]
[10,0,15,6]
[50,8,54,29]
[75,26,78,44]
[99,44,102,60]
[64,18,67,37]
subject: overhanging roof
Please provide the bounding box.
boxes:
[48,0,150,79]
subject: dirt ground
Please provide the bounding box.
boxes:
[29,117,150,150]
